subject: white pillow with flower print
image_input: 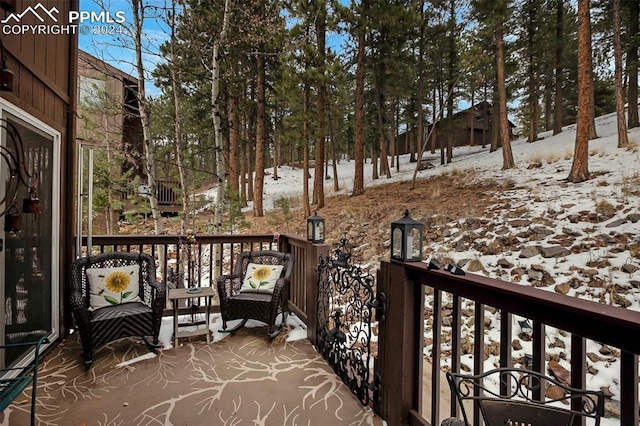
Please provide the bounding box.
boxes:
[240,263,284,294]
[86,264,142,310]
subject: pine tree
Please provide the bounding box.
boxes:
[568,0,592,183]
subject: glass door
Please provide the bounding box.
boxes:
[1,109,59,367]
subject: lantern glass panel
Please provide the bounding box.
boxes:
[315,222,324,241]
[409,227,421,259]
[392,227,403,259]
[307,222,313,240]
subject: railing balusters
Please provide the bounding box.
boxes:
[431,288,442,425]
[532,321,545,401]
[570,335,586,426]
[473,302,484,426]
[620,351,639,426]
[499,310,512,396]
[79,233,321,325]
[450,294,461,418]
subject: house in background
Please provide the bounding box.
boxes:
[76,50,145,230]
[76,50,179,225]
[77,49,143,166]
[0,0,78,365]
[395,101,516,156]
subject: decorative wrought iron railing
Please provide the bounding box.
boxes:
[316,238,382,408]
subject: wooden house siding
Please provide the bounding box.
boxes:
[394,102,515,156]
[1,0,79,341]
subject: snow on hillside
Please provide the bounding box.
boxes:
[203,111,639,424]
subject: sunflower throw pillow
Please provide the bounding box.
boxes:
[239,263,284,293]
[86,265,142,310]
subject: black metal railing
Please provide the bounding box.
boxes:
[376,260,640,426]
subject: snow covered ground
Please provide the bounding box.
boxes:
[198,111,640,424]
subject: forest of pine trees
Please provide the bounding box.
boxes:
[84,0,638,233]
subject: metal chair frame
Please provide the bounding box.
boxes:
[446,367,605,426]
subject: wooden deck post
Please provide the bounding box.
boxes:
[377,260,425,425]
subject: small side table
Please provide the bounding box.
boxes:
[168,287,215,347]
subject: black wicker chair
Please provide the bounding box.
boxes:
[446,367,605,426]
[70,252,166,366]
[217,250,294,338]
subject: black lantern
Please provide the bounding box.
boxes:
[307,211,325,243]
[391,209,423,262]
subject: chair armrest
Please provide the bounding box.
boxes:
[70,293,91,325]
[270,276,290,300]
[217,274,242,298]
[148,279,166,295]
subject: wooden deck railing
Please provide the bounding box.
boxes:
[376,260,640,426]
[78,233,329,329]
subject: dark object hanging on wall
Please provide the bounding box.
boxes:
[0,119,40,223]
[4,203,20,233]
[0,37,13,92]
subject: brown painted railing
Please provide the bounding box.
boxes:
[376,260,640,426]
[78,233,329,327]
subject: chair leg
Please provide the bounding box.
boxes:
[83,343,93,367]
[268,324,284,339]
[268,310,288,339]
[142,336,161,350]
[220,319,247,333]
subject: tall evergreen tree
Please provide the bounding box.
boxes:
[613,0,629,148]
[553,0,565,135]
[568,0,592,183]
[627,0,639,128]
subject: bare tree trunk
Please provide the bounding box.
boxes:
[585,2,597,140]
[303,83,311,217]
[482,84,488,148]
[614,0,629,148]
[446,0,455,164]
[628,0,639,128]
[228,93,239,194]
[544,71,553,131]
[554,0,565,135]
[131,0,163,236]
[328,105,339,192]
[240,114,247,207]
[415,0,425,163]
[273,105,280,180]
[169,0,189,234]
[247,79,255,203]
[526,0,539,143]
[371,146,379,180]
[253,51,266,217]
[568,0,592,183]
[313,0,326,208]
[351,1,366,197]
[490,92,499,152]
[210,0,230,281]
[470,91,475,146]
[431,87,437,153]
[496,18,515,169]
[373,61,391,178]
